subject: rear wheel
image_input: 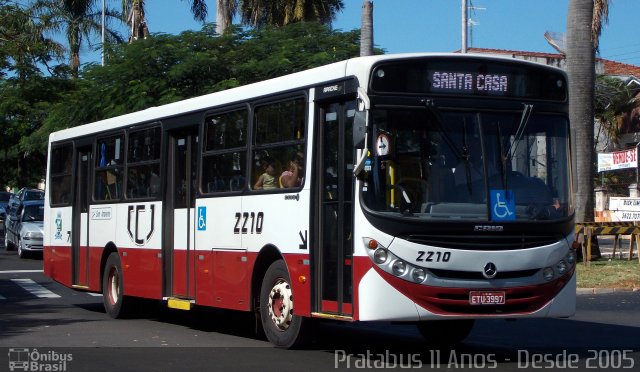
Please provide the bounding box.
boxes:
[102,252,132,318]
[417,320,475,346]
[259,259,310,349]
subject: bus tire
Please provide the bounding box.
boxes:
[102,252,131,319]
[259,259,309,349]
[416,319,475,346]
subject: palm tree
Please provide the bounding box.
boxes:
[215,0,236,34]
[1,1,64,81]
[122,1,207,41]
[33,0,123,77]
[594,75,638,150]
[360,1,373,56]
[122,0,148,42]
[239,0,344,28]
[566,0,609,223]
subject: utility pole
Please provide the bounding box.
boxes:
[461,0,467,53]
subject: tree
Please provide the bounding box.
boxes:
[594,75,639,150]
[0,1,64,81]
[32,22,364,155]
[239,0,344,28]
[566,0,609,223]
[121,0,207,40]
[0,1,72,187]
[360,1,373,56]
[215,0,235,34]
[33,0,123,77]
[122,0,148,41]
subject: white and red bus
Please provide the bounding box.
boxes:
[44,54,576,348]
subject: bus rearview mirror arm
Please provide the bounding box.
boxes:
[353,88,370,178]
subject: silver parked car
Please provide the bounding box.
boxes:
[5,200,44,258]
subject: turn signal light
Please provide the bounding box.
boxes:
[368,239,379,250]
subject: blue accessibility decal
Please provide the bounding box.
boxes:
[490,189,515,221]
[197,206,207,231]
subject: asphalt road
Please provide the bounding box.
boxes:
[1,249,639,371]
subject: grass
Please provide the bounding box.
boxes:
[576,259,640,289]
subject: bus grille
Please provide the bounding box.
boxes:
[402,235,562,250]
[429,268,540,280]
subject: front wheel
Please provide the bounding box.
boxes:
[416,319,475,346]
[17,238,27,258]
[259,259,310,349]
[102,252,132,318]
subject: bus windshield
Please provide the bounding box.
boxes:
[362,107,571,221]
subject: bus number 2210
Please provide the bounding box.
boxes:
[234,212,264,234]
[416,251,451,262]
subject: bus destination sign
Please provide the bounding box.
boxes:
[370,58,568,102]
[430,71,508,95]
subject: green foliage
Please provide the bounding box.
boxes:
[42,22,365,133]
[1,20,372,188]
[0,1,71,188]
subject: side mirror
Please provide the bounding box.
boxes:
[353,111,367,149]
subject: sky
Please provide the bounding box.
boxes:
[84,0,640,67]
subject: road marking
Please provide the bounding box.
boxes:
[11,278,61,298]
[88,293,103,297]
[0,270,44,274]
[0,294,5,300]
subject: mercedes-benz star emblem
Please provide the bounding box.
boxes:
[483,262,498,279]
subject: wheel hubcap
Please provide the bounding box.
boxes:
[108,268,119,305]
[268,279,293,331]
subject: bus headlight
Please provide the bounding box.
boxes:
[373,248,388,264]
[392,260,407,276]
[566,251,576,265]
[411,268,426,283]
[543,267,554,281]
[364,237,431,284]
[556,260,568,275]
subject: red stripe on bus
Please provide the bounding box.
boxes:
[373,265,574,316]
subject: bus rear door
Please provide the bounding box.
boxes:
[72,146,91,288]
[165,126,199,300]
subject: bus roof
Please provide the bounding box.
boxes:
[48,53,562,143]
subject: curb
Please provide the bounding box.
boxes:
[577,288,640,295]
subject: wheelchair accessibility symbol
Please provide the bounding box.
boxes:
[490,190,515,221]
[197,206,207,231]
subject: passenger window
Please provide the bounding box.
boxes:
[95,134,124,200]
[126,127,161,199]
[202,108,248,193]
[252,98,306,190]
[50,144,73,205]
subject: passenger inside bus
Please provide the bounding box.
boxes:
[280,151,304,188]
[254,156,278,190]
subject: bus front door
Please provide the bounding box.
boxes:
[72,147,91,288]
[166,127,198,299]
[316,101,356,316]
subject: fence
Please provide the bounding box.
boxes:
[575,222,640,266]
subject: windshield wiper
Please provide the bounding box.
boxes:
[423,99,473,193]
[505,104,534,163]
[497,124,508,189]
